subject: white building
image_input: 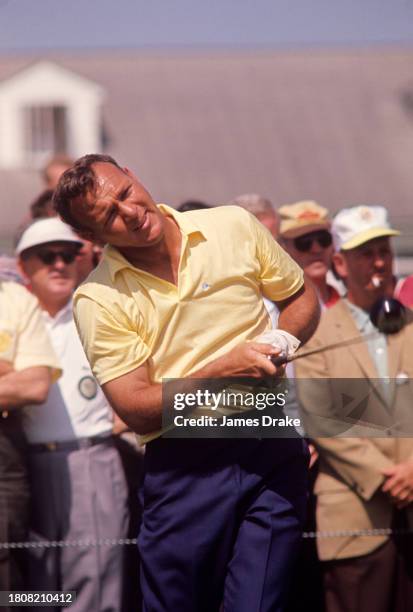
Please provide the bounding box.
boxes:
[0,60,104,169]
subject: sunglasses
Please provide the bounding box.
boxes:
[36,249,78,265]
[293,231,332,253]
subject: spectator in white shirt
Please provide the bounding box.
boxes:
[16,218,129,612]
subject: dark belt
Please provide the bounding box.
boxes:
[28,435,113,453]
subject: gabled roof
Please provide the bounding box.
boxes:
[0,59,104,98]
[0,47,412,253]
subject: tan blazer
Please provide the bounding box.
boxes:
[295,299,413,561]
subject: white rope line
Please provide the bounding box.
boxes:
[1,528,412,549]
[302,527,397,539]
[0,538,138,550]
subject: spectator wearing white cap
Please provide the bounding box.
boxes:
[16,218,128,612]
[295,205,413,612]
[22,188,102,286]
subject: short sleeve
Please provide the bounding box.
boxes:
[249,214,304,301]
[74,295,151,386]
[7,284,61,380]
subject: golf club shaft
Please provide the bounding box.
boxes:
[271,331,379,366]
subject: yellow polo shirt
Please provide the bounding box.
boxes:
[73,205,304,439]
[0,281,60,379]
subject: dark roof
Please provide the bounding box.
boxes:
[0,47,412,253]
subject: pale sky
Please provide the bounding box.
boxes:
[0,0,412,51]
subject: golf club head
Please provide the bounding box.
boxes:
[369,297,406,335]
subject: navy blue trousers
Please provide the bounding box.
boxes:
[139,438,309,612]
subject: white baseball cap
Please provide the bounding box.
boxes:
[16,217,83,256]
[332,205,400,251]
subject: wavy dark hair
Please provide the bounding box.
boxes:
[53,153,123,231]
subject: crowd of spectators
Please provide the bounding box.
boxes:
[0,154,412,611]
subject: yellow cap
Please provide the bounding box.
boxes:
[278,201,330,238]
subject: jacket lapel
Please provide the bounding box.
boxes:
[333,300,379,380]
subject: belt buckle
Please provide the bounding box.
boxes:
[46,442,57,451]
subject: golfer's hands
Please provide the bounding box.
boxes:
[381,461,413,509]
[255,329,300,358]
[220,342,284,378]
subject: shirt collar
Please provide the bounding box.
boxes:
[104,204,205,282]
[344,298,372,333]
[43,298,73,326]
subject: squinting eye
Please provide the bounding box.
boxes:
[105,209,117,226]
[119,187,131,201]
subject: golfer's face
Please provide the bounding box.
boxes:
[72,163,165,248]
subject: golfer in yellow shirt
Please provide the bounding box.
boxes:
[54,154,319,612]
